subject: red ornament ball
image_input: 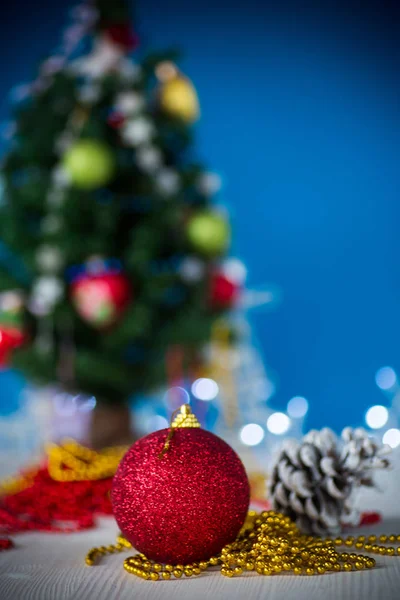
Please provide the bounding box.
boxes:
[71,271,131,328]
[105,24,139,51]
[112,427,250,565]
[107,111,125,129]
[0,326,26,367]
[210,272,239,309]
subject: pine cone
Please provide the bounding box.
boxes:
[268,427,390,535]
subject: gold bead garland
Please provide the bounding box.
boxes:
[85,509,400,579]
[86,534,132,566]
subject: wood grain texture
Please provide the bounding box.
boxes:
[1,451,400,599]
[1,516,400,600]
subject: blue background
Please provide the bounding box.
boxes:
[0,0,399,431]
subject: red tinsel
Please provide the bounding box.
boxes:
[0,537,13,551]
[359,511,382,526]
[0,464,114,535]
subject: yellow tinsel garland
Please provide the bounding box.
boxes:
[46,439,127,482]
[0,440,128,496]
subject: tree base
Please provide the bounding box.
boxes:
[89,403,134,449]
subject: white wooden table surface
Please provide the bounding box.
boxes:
[1,451,400,600]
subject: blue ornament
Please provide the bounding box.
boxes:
[65,258,123,283]
[0,369,26,416]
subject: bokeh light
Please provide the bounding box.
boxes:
[53,392,97,415]
[239,423,265,446]
[365,405,389,429]
[222,258,247,285]
[164,386,190,409]
[191,378,219,401]
[79,396,96,412]
[375,366,397,390]
[382,428,400,449]
[287,396,309,418]
[267,412,290,435]
[53,392,77,416]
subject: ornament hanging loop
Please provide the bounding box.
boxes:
[158,404,200,459]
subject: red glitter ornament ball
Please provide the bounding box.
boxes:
[71,270,131,328]
[0,326,26,367]
[210,271,240,309]
[112,427,250,565]
[104,24,139,52]
[107,111,125,129]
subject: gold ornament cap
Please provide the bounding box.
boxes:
[158,404,200,458]
[171,404,201,429]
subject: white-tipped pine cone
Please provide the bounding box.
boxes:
[268,427,390,535]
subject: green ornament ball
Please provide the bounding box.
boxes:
[63,140,116,190]
[187,211,230,256]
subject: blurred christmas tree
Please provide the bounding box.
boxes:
[0,0,246,446]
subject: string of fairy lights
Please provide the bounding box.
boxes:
[4,348,399,459]
[364,366,400,449]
